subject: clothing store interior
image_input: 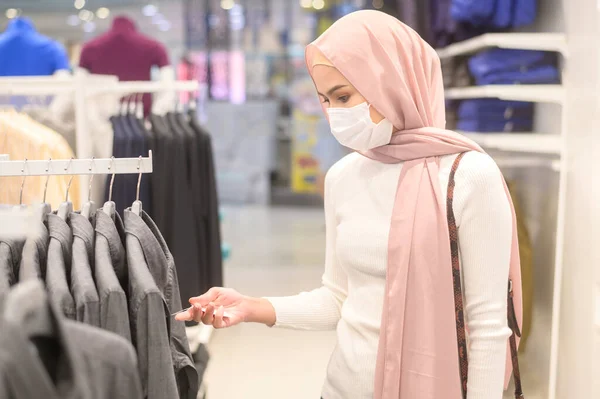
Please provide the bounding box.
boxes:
[0,0,597,398]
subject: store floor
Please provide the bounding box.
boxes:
[203,205,337,399]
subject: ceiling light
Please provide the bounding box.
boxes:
[96,7,110,19]
[312,0,325,10]
[5,8,18,19]
[83,21,96,33]
[67,14,80,26]
[300,0,312,8]
[220,0,235,10]
[142,4,158,17]
[151,13,165,24]
[74,0,86,10]
[158,20,171,31]
[78,9,94,21]
[372,0,384,9]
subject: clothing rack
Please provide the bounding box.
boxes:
[0,152,153,177]
[0,73,204,204]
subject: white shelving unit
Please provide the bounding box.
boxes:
[459,132,561,154]
[445,85,564,104]
[437,33,568,59]
[438,32,567,399]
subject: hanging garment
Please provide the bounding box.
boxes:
[123,209,179,399]
[94,210,132,341]
[0,111,81,209]
[18,220,48,281]
[148,114,173,236]
[68,212,101,327]
[450,0,537,28]
[163,112,203,303]
[79,16,170,115]
[0,17,70,76]
[127,113,153,212]
[0,238,20,297]
[0,281,143,399]
[189,110,223,290]
[507,181,533,351]
[124,210,198,399]
[305,11,522,398]
[45,214,76,320]
[469,49,560,85]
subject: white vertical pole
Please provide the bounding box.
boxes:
[74,69,90,205]
[547,57,569,399]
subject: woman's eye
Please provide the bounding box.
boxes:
[321,98,330,104]
[338,96,349,103]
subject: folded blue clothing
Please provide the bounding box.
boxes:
[469,49,552,78]
[458,99,533,119]
[457,118,534,132]
[450,0,536,28]
[512,0,538,27]
[475,64,560,85]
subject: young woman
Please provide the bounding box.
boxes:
[177,10,522,399]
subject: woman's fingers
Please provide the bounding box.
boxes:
[190,287,221,307]
[213,306,226,329]
[200,303,215,325]
[174,306,198,322]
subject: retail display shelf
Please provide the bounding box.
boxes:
[445,85,564,104]
[459,132,562,155]
[437,33,568,59]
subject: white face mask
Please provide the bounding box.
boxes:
[326,102,393,151]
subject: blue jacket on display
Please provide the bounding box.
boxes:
[468,49,560,85]
[450,0,537,28]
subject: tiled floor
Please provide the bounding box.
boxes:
[203,206,337,399]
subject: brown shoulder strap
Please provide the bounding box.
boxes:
[447,152,524,399]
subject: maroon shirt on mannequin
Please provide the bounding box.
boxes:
[79,16,170,114]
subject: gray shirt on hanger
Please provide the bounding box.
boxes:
[18,219,48,282]
[94,210,131,341]
[0,281,143,399]
[124,209,198,399]
[124,210,179,399]
[68,212,101,327]
[45,214,76,320]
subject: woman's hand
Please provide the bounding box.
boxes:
[175,287,277,329]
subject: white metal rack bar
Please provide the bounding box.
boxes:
[459,132,562,155]
[0,152,153,177]
[86,80,201,97]
[493,156,561,172]
[437,33,568,59]
[445,85,564,104]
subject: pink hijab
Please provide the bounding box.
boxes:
[306,10,522,399]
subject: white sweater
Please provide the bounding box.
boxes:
[267,151,513,399]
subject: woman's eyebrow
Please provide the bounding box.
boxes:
[318,84,349,97]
